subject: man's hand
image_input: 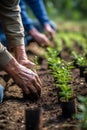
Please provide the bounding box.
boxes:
[44,24,55,40]
[14,45,35,70]
[29,28,51,47]
[3,58,42,99]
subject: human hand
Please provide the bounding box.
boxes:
[3,59,42,99]
[14,45,35,70]
[29,28,51,47]
[44,24,55,40]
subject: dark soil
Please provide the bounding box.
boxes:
[0,43,87,130]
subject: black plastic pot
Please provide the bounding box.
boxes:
[73,64,86,77]
[60,98,77,118]
[25,107,42,130]
[73,60,78,68]
[83,72,87,83]
[80,127,87,130]
[79,66,86,77]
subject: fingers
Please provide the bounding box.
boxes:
[43,36,51,47]
[40,36,52,47]
[28,72,41,95]
[32,78,41,96]
[21,60,35,71]
[23,84,30,95]
[28,85,39,98]
[21,79,40,99]
[46,29,55,41]
[27,60,35,68]
[35,74,42,86]
[49,30,55,40]
[23,85,39,100]
[23,70,41,97]
[36,36,49,47]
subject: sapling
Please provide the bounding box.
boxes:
[55,67,72,84]
[46,43,75,100]
[34,56,40,70]
[46,47,60,59]
[58,84,74,102]
[77,56,87,67]
[72,51,87,67]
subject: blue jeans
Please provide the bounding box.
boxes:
[0,85,4,103]
[0,20,56,46]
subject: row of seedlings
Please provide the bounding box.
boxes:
[47,31,87,128]
[46,46,77,118]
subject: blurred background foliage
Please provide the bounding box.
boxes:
[27,0,87,21]
[26,0,87,32]
[43,0,87,20]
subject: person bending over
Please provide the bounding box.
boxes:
[0,0,56,47]
[0,0,42,102]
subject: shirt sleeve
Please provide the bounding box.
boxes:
[20,0,35,31]
[0,0,24,50]
[24,0,50,26]
[0,42,13,66]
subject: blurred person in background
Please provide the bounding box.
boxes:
[0,0,42,103]
[0,0,56,47]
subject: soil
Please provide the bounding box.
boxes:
[0,43,87,130]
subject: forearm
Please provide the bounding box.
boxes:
[0,0,24,50]
[0,42,13,66]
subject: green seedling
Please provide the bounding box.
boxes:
[72,51,87,66]
[47,53,72,84]
[45,37,75,104]
[34,56,40,70]
[58,84,74,102]
[46,47,60,59]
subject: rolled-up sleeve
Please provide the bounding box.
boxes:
[0,0,24,49]
[0,42,13,66]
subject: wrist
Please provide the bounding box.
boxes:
[44,23,51,30]
[3,58,20,76]
[13,45,27,62]
[29,28,39,37]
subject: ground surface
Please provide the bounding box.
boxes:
[0,26,87,130]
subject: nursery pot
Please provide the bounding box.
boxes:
[81,127,87,130]
[79,126,87,130]
[56,87,61,103]
[25,107,42,130]
[79,66,86,77]
[60,98,77,118]
[73,60,79,68]
[83,72,87,83]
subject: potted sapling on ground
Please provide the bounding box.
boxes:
[53,61,77,118]
[72,51,87,77]
[55,61,73,85]
[51,61,73,101]
[58,84,77,118]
